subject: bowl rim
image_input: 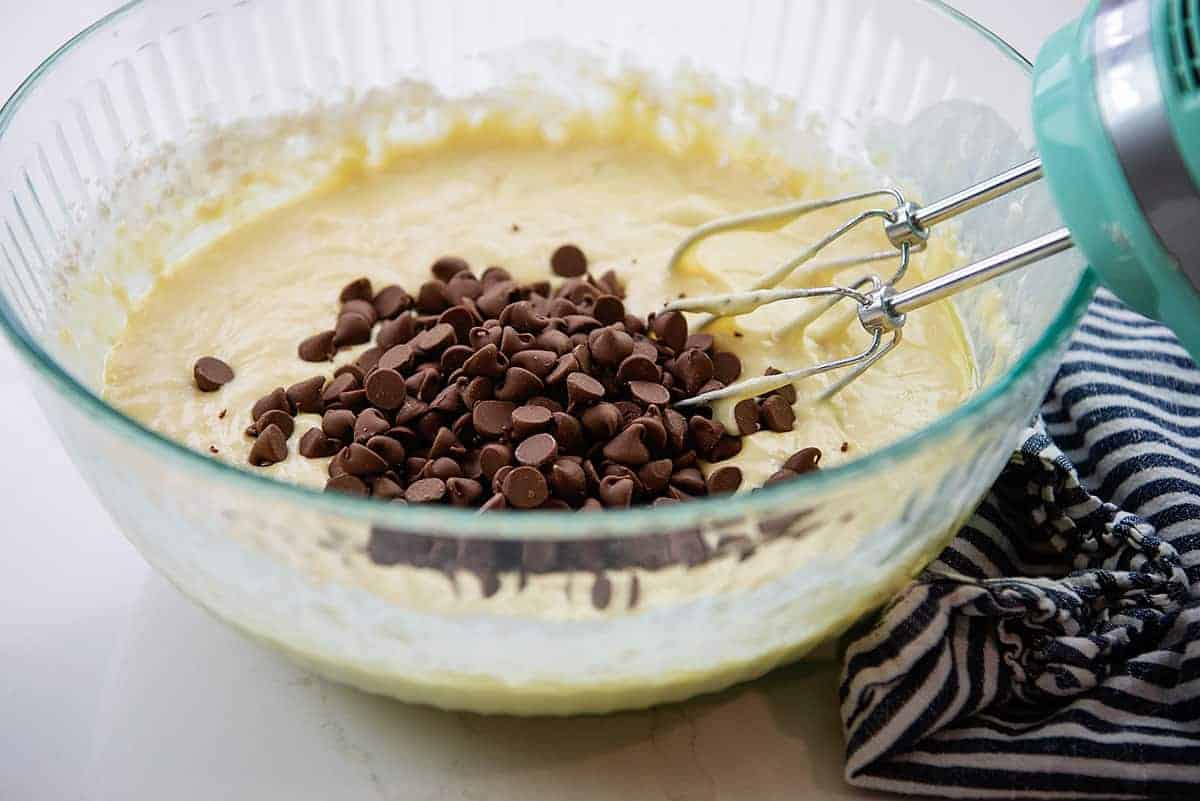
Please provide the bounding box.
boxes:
[0,0,1100,539]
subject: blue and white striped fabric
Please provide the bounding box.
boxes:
[840,289,1200,799]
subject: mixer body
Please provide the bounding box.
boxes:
[1033,0,1200,357]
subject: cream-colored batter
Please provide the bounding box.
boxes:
[104,115,974,489]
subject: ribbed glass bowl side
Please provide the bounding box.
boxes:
[0,0,1093,714]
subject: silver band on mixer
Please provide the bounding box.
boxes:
[1093,0,1200,289]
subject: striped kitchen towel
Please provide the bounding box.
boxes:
[840,288,1200,799]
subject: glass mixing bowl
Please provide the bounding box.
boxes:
[0,0,1094,714]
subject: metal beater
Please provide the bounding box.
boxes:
[667,0,1200,408]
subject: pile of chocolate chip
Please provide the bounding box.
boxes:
[218,245,822,509]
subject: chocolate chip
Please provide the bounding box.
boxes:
[334,363,366,384]
[662,409,688,451]
[633,414,668,450]
[515,432,558,468]
[709,435,743,462]
[322,408,355,442]
[341,298,378,326]
[566,372,605,406]
[340,442,387,476]
[511,404,553,439]
[339,277,373,303]
[373,476,406,500]
[495,326,526,356]
[706,465,742,494]
[429,383,462,413]
[248,424,288,466]
[765,468,799,485]
[251,387,291,420]
[688,416,724,458]
[592,295,625,325]
[479,493,507,511]
[477,266,510,287]
[628,381,670,407]
[760,395,796,432]
[764,367,797,404]
[438,345,472,374]
[588,327,634,366]
[479,443,513,479]
[429,427,466,459]
[672,349,714,394]
[341,387,370,411]
[365,435,406,466]
[299,427,340,458]
[494,367,544,403]
[373,285,412,319]
[193,357,234,391]
[392,396,428,425]
[616,354,661,383]
[638,458,673,492]
[254,409,294,439]
[631,338,658,362]
[603,424,650,466]
[359,344,384,371]
[365,368,407,410]
[326,474,368,495]
[349,409,386,443]
[652,310,688,352]
[712,351,742,385]
[502,466,549,508]
[332,312,372,348]
[598,475,635,507]
[463,343,507,378]
[783,447,822,474]
[298,330,336,362]
[427,456,462,480]
[564,315,602,336]
[472,400,515,438]
[550,244,587,277]
[508,349,557,379]
[461,376,493,408]
[377,316,416,350]
[321,373,357,406]
[674,450,698,470]
[412,322,457,354]
[411,403,441,437]
[406,477,447,503]
[685,333,714,353]
[378,343,415,373]
[500,301,549,333]
[416,280,450,314]
[546,353,580,385]
[447,477,483,507]
[734,398,760,435]
[435,305,474,343]
[581,402,622,439]
[536,328,572,354]
[477,284,519,318]
[431,256,470,282]
[460,450,484,479]
[444,274,483,305]
[550,459,588,504]
[670,468,706,495]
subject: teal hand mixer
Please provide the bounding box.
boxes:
[664,0,1200,407]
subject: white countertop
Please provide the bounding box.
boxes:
[0,3,1079,798]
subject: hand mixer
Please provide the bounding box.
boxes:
[666,0,1200,408]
